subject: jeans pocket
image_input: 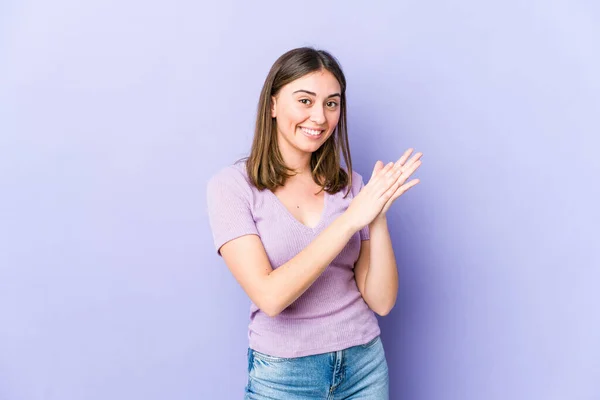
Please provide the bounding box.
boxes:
[251,349,290,363]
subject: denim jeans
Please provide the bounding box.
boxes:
[244,336,389,399]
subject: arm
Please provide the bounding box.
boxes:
[217,162,404,318]
[353,216,398,316]
[220,212,358,318]
[213,159,406,317]
[354,149,423,316]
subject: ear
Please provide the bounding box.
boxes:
[270,96,277,118]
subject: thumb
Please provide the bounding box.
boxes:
[371,160,384,179]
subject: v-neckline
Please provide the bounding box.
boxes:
[266,189,329,231]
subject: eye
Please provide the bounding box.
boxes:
[299,98,312,105]
[326,101,339,109]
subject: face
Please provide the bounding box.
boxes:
[271,69,342,156]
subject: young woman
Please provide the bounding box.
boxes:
[207,47,422,399]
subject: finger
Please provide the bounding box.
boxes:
[372,164,402,197]
[396,151,423,175]
[382,174,404,200]
[395,179,420,196]
[398,160,422,182]
[394,148,414,169]
[381,178,421,213]
[371,160,384,179]
[403,152,423,169]
[380,162,396,179]
[368,161,393,188]
[383,179,420,208]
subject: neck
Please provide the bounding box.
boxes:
[277,137,313,177]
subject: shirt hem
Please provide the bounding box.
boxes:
[249,330,381,359]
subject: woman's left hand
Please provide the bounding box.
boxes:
[371,148,422,218]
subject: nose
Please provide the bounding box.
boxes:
[310,105,326,125]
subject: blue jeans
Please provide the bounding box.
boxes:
[244,336,389,399]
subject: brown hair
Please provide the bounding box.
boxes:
[244,47,353,196]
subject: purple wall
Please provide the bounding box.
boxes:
[1,1,598,399]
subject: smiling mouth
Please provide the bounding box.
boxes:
[299,126,324,136]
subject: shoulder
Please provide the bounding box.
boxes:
[207,160,253,198]
[345,168,368,195]
[350,169,366,184]
[208,160,250,187]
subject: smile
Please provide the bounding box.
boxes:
[299,127,324,136]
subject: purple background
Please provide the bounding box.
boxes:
[1,1,599,399]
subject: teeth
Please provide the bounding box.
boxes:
[301,127,322,136]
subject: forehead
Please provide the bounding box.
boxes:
[284,70,341,95]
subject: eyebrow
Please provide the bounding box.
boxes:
[292,89,341,98]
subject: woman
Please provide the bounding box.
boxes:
[207,47,422,399]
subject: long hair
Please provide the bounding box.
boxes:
[244,47,353,196]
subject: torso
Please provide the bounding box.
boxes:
[208,162,380,358]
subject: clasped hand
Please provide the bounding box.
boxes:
[346,148,422,230]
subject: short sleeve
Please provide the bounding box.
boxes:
[351,170,371,241]
[206,167,259,255]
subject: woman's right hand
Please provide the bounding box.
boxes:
[345,150,420,231]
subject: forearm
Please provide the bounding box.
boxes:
[264,212,358,316]
[364,216,398,315]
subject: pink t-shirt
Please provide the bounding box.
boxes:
[206,160,380,358]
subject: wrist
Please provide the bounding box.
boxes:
[339,210,362,235]
[370,213,388,228]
